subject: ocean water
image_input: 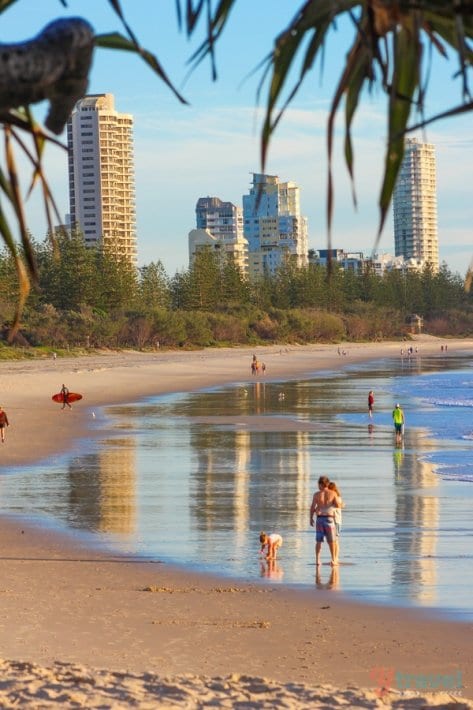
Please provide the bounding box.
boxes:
[1,352,472,619]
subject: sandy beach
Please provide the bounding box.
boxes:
[1,339,473,708]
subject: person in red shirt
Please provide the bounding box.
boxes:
[0,405,10,442]
[368,390,374,418]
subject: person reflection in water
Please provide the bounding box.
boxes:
[393,442,404,478]
[260,558,284,580]
[316,565,340,590]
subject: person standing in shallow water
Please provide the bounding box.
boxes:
[392,403,405,444]
[309,476,341,566]
[259,532,283,560]
[368,390,374,418]
[327,481,345,563]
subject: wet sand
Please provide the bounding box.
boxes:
[1,338,472,707]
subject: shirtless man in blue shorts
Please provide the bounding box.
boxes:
[309,476,341,566]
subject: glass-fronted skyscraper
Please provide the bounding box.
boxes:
[243,173,308,277]
[190,196,249,275]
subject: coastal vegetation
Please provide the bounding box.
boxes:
[0,235,471,353]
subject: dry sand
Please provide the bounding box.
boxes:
[0,339,472,708]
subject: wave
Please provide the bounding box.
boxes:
[423,398,473,408]
[439,472,473,482]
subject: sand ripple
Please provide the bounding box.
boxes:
[0,660,471,709]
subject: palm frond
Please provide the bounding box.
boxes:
[325,6,377,255]
[405,97,473,134]
[0,0,20,11]
[377,19,421,245]
[0,108,65,337]
[4,126,37,281]
[95,32,188,104]
[0,202,30,342]
[184,0,238,77]
[343,38,371,208]
[12,117,64,255]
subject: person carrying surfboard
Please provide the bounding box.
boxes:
[52,389,82,406]
[0,405,9,442]
[60,384,72,410]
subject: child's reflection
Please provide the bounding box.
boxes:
[260,558,284,580]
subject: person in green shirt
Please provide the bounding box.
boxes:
[392,403,405,444]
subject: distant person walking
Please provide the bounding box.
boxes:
[368,390,374,418]
[392,403,405,444]
[0,405,9,442]
[60,384,72,410]
[309,476,341,566]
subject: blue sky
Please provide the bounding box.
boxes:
[3,0,473,276]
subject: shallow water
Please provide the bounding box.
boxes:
[2,353,472,619]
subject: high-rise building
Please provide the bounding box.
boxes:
[67,93,137,264]
[189,196,248,275]
[393,138,439,271]
[242,173,308,277]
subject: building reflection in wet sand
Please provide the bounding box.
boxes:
[392,430,439,604]
[67,438,136,534]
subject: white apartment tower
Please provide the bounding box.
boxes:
[189,196,249,276]
[243,173,308,277]
[393,138,439,272]
[67,93,137,264]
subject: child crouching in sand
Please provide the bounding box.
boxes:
[259,532,283,560]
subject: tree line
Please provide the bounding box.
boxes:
[0,231,471,351]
